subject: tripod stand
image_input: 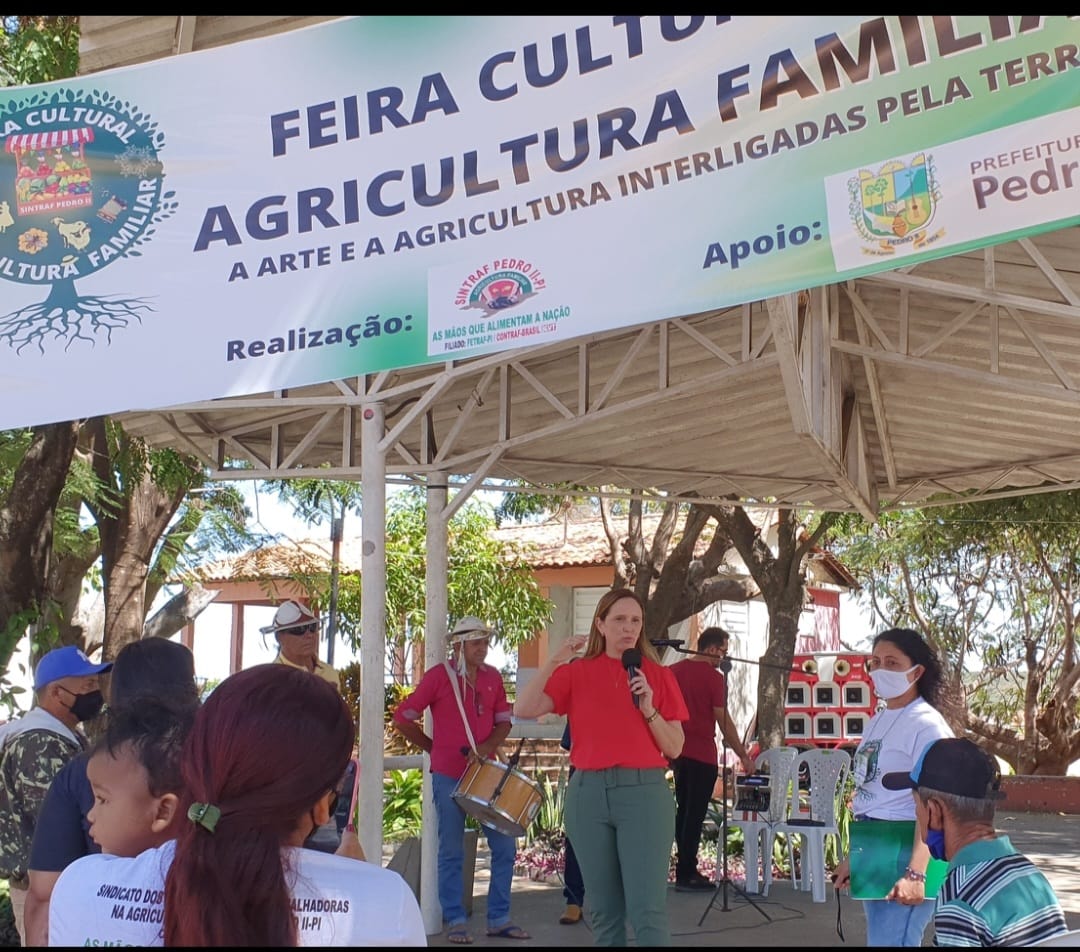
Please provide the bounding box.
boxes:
[653,638,778,924]
[697,657,771,924]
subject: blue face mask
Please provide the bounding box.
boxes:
[925,827,947,861]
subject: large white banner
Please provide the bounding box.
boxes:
[0,16,1077,429]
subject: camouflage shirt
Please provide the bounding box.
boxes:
[0,725,84,886]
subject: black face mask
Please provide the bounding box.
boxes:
[59,686,105,722]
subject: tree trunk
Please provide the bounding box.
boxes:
[707,505,836,751]
[756,597,805,749]
[41,544,101,651]
[142,585,219,639]
[0,421,81,667]
[84,419,194,661]
[601,497,759,641]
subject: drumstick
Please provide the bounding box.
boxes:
[506,737,526,769]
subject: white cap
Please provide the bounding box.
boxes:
[260,600,319,635]
[449,616,497,643]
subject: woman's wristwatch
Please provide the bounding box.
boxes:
[643,708,660,724]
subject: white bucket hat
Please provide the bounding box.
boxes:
[449,616,497,644]
[449,616,496,676]
[260,600,319,635]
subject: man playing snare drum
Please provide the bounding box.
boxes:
[392,617,529,945]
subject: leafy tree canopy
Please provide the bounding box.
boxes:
[830,491,1080,774]
[0,16,79,86]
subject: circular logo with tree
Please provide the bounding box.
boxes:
[0,87,177,352]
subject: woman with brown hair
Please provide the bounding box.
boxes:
[515,588,688,946]
[48,663,425,947]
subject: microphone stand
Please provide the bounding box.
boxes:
[653,641,774,924]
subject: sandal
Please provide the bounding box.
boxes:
[486,923,531,939]
[446,926,473,944]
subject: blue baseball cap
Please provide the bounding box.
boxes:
[882,737,1005,800]
[34,645,113,691]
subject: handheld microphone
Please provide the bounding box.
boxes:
[621,648,642,708]
[649,638,685,648]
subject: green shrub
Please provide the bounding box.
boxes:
[526,764,568,850]
[0,885,15,949]
[383,768,423,842]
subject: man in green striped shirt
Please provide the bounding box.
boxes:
[882,737,1067,947]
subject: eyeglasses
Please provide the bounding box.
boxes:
[281,622,318,636]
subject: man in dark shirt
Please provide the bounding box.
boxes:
[669,626,754,891]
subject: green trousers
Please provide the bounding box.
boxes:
[564,766,675,946]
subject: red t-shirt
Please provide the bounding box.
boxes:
[392,662,511,779]
[670,658,727,764]
[543,653,689,770]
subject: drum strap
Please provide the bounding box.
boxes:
[444,662,524,804]
[444,660,481,756]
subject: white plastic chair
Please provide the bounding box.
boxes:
[769,747,851,903]
[728,746,798,894]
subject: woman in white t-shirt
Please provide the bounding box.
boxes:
[49,664,425,947]
[831,627,952,947]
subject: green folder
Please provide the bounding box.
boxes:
[848,820,948,899]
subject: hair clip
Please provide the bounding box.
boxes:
[187,801,221,833]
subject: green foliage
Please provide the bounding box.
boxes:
[831,492,1080,771]
[825,772,856,869]
[0,430,32,495]
[526,765,568,849]
[383,768,423,842]
[103,421,203,501]
[0,608,59,715]
[197,677,221,701]
[278,484,553,665]
[0,16,79,87]
[265,476,361,528]
[493,480,584,527]
[382,681,418,755]
[337,660,361,721]
[0,876,14,947]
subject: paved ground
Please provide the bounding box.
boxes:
[424,811,1080,947]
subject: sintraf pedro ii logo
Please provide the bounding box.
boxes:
[456,258,545,315]
[847,152,944,256]
[0,88,177,352]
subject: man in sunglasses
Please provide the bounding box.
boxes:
[263,601,355,857]
[262,600,341,691]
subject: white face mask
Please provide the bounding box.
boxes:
[870,665,918,700]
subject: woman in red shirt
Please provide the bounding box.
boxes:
[515,588,688,946]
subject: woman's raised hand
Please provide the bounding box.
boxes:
[555,635,587,663]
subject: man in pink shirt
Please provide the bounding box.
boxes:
[669,626,755,891]
[392,617,527,945]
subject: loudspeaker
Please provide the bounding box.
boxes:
[813,681,839,708]
[786,683,809,708]
[843,682,870,707]
[785,713,810,739]
[813,712,840,738]
[844,713,867,738]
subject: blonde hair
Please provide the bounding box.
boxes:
[583,588,660,662]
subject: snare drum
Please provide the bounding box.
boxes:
[452,757,542,838]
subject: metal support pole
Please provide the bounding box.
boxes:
[420,472,449,934]
[327,506,343,666]
[359,403,386,866]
